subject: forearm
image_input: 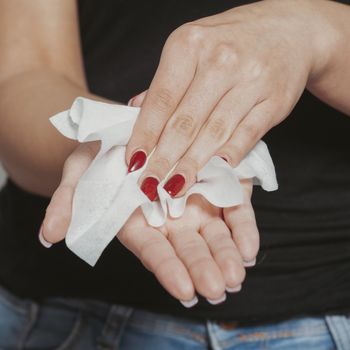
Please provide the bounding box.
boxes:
[306,0,350,115]
[0,69,108,197]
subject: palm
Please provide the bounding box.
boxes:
[42,142,259,305]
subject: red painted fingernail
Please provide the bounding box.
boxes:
[128,150,147,173]
[141,177,159,201]
[164,174,185,197]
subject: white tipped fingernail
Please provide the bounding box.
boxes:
[38,225,52,248]
[207,293,226,305]
[180,296,198,308]
[127,97,135,107]
[243,258,256,267]
[226,284,242,293]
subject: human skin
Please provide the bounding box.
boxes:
[41,141,254,306]
[125,0,350,199]
[1,0,350,305]
[0,0,258,305]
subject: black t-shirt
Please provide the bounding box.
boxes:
[0,0,350,324]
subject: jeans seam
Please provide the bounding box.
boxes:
[219,323,329,348]
[17,302,39,350]
[0,286,28,314]
[325,315,350,350]
[126,322,206,345]
[97,305,134,350]
[55,311,84,350]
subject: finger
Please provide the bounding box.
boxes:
[139,67,233,198]
[217,100,276,167]
[168,225,226,303]
[163,85,258,197]
[128,90,147,107]
[40,142,99,247]
[118,209,196,305]
[223,179,259,266]
[125,28,198,168]
[200,218,246,292]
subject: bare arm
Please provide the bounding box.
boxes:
[306,0,350,115]
[0,0,106,196]
[123,0,350,200]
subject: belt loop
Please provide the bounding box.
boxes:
[325,315,350,350]
[98,305,134,350]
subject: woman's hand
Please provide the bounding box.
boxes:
[125,0,331,199]
[40,142,259,306]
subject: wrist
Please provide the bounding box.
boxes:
[263,0,342,84]
[302,0,347,85]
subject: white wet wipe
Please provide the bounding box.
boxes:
[50,97,278,266]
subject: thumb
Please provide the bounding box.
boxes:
[39,142,99,247]
[128,90,148,107]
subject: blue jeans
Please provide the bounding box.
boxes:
[1,286,350,350]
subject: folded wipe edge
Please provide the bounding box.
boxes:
[50,97,278,266]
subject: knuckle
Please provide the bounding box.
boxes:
[155,256,179,275]
[180,155,202,173]
[140,126,159,144]
[179,237,201,254]
[206,232,230,249]
[139,237,162,263]
[188,256,213,272]
[170,114,196,138]
[148,87,174,113]
[209,44,239,68]
[245,61,265,81]
[206,117,230,141]
[173,23,205,48]
[149,156,171,173]
[173,236,202,259]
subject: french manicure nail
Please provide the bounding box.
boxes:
[128,150,147,173]
[163,174,185,197]
[243,259,256,267]
[226,285,242,293]
[207,293,227,305]
[141,177,159,201]
[127,96,136,106]
[180,296,198,308]
[38,224,52,248]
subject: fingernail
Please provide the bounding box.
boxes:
[207,293,227,305]
[243,258,256,267]
[163,174,185,197]
[141,177,159,201]
[128,150,147,173]
[38,224,52,248]
[127,96,136,106]
[180,296,198,308]
[226,284,242,293]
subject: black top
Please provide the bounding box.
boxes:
[0,0,350,324]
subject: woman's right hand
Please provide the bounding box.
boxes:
[40,142,259,306]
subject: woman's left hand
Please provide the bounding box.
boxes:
[40,143,259,305]
[126,0,330,199]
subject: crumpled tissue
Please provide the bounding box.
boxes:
[50,97,278,266]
